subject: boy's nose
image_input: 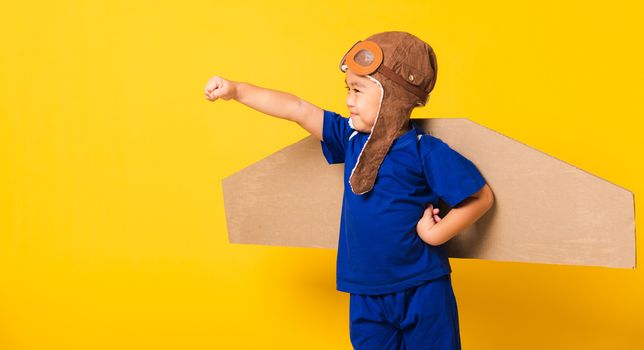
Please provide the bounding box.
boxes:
[346,95,355,107]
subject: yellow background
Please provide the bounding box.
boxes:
[2,0,643,349]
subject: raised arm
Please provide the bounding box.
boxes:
[293,99,324,141]
[204,76,324,141]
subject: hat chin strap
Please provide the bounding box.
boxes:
[342,63,428,106]
[373,64,428,105]
[348,75,384,195]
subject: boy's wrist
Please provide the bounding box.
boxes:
[418,224,437,246]
[426,223,451,246]
[231,81,242,101]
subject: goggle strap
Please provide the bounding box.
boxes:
[376,64,429,104]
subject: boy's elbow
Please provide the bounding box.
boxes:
[483,184,494,210]
[473,183,494,210]
[287,98,303,123]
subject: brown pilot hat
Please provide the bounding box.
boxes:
[339,31,438,195]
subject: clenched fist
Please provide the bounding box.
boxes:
[204,76,237,102]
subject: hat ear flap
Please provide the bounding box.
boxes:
[349,75,412,195]
[348,110,392,195]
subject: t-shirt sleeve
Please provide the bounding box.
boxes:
[320,109,354,164]
[420,136,487,207]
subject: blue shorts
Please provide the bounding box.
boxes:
[349,274,461,350]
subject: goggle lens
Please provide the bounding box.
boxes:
[339,40,383,75]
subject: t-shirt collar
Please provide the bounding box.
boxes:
[390,124,421,150]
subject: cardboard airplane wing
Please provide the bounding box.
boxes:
[222,118,636,269]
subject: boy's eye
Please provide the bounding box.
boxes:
[344,85,360,93]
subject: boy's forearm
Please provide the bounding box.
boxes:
[233,82,301,122]
[418,195,493,246]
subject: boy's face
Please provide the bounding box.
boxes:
[345,69,382,133]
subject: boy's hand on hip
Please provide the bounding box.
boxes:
[204,75,237,102]
[416,203,441,237]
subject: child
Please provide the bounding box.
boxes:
[205,31,494,350]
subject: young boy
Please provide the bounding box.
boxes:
[205,31,494,350]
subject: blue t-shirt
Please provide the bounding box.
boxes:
[320,109,487,295]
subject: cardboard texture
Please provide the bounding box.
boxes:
[222,118,636,269]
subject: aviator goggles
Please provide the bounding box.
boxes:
[338,40,433,105]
